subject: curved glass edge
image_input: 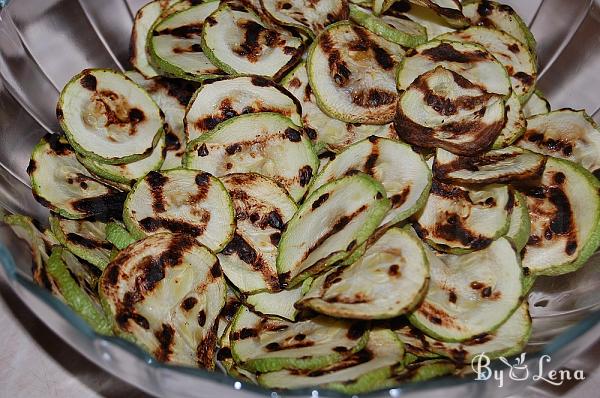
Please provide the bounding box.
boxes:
[1,240,599,398]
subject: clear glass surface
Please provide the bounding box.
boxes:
[0,1,599,397]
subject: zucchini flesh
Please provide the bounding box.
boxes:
[299,227,429,319]
[99,233,227,368]
[433,146,546,184]
[123,169,235,252]
[462,1,536,51]
[415,181,510,253]
[126,71,199,169]
[519,157,600,276]
[48,247,112,334]
[405,0,468,27]
[148,1,222,81]
[310,136,431,226]
[397,40,511,96]
[390,324,440,359]
[200,3,304,79]
[58,69,164,164]
[184,75,302,142]
[260,0,349,37]
[281,62,396,152]
[409,237,523,342]
[218,320,259,383]
[522,90,550,118]
[218,173,297,293]
[505,190,531,252]
[28,134,126,220]
[492,91,526,148]
[438,26,537,100]
[307,21,404,124]
[258,329,403,391]
[395,66,506,156]
[230,305,369,372]
[349,4,427,47]
[277,173,391,286]
[245,278,311,321]
[185,112,318,202]
[49,215,113,270]
[516,109,600,175]
[388,1,455,40]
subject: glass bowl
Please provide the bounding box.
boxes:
[0,0,599,396]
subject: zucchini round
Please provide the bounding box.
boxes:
[404,0,468,27]
[505,190,531,252]
[57,69,164,164]
[409,236,523,342]
[126,71,199,169]
[49,215,113,270]
[387,1,455,40]
[230,305,369,372]
[27,134,127,220]
[184,75,302,142]
[307,21,404,124]
[349,4,427,47]
[438,26,537,100]
[99,233,227,368]
[148,1,223,81]
[281,62,396,152]
[218,173,297,293]
[433,146,546,184]
[395,66,506,155]
[397,40,511,96]
[519,157,600,276]
[260,0,349,37]
[414,180,511,253]
[200,3,304,79]
[522,90,550,118]
[277,173,391,286]
[382,358,455,386]
[245,278,312,321]
[184,112,318,202]
[492,91,526,148]
[299,227,429,319]
[516,109,600,175]
[309,136,432,226]
[258,329,403,391]
[218,319,259,383]
[123,169,235,252]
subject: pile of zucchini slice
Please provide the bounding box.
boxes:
[6,0,600,394]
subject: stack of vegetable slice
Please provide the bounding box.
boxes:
[4,0,600,394]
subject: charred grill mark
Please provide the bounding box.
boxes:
[159,77,199,106]
[157,24,203,39]
[312,193,330,210]
[477,1,494,16]
[364,149,379,173]
[146,171,168,213]
[430,180,470,201]
[388,264,401,277]
[266,210,284,230]
[298,165,313,187]
[287,77,301,89]
[231,327,258,341]
[347,321,368,340]
[139,217,206,236]
[285,127,302,142]
[80,73,97,91]
[221,234,279,288]
[508,43,520,53]
[251,76,270,87]
[448,290,457,303]
[347,239,357,251]
[481,286,492,298]
[66,233,112,250]
[265,339,315,352]
[325,292,369,304]
[270,232,281,245]
[419,302,454,327]
[46,133,72,156]
[225,143,242,155]
[181,297,198,311]
[195,116,221,132]
[165,131,181,151]
[566,240,577,255]
[305,127,317,141]
[422,43,489,63]
[197,143,209,157]
[105,264,120,286]
[548,187,572,235]
[234,20,282,63]
[322,265,344,290]
[128,108,145,123]
[390,186,411,208]
[351,89,396,108]
[154,323,175,361]
[72,191,127,220]
[198,310,206,327]
[210,261,222,278]
[513,72,534,87]
[197,323,218,368]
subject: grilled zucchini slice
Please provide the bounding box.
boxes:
[409,236,523,342]
[57,69,164,164]
[245,278,312,321]
[387,1,455,40]
[48,247,112,334]
[28,134,126,220]
[522,90,550,118]
[184,75,302,142]
[148,1,222,81]
[277,173,391,286]
[200,3,304,79]
[230,305,369,372]
[516,109,600,175]
[77,132,166,185]
[462,1,536,51]
[519,157,600,276]
[433,147,546,184]
[492,91,526,148]
[395,66,505,156]
[126,71,199,169]
[185,113,318,202]
[349,4,427,47]
[261,0,349,37]
[397,40,511,96]
[99,233,227,368]
[403,0,468,27]
[281,62,396,152]
[49,215,113,270]
[414,180,510,253]
[382,359,455,386]
[105,221,136,250]
[438,26,537,100]
[307,21,404,124]
[258,329,403,391]
[299,227,429,319]
[123,169,235,252]
[505,190,531,252]
[218,173,297,293]
[218,320,259,383]
[309,136,431,226]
